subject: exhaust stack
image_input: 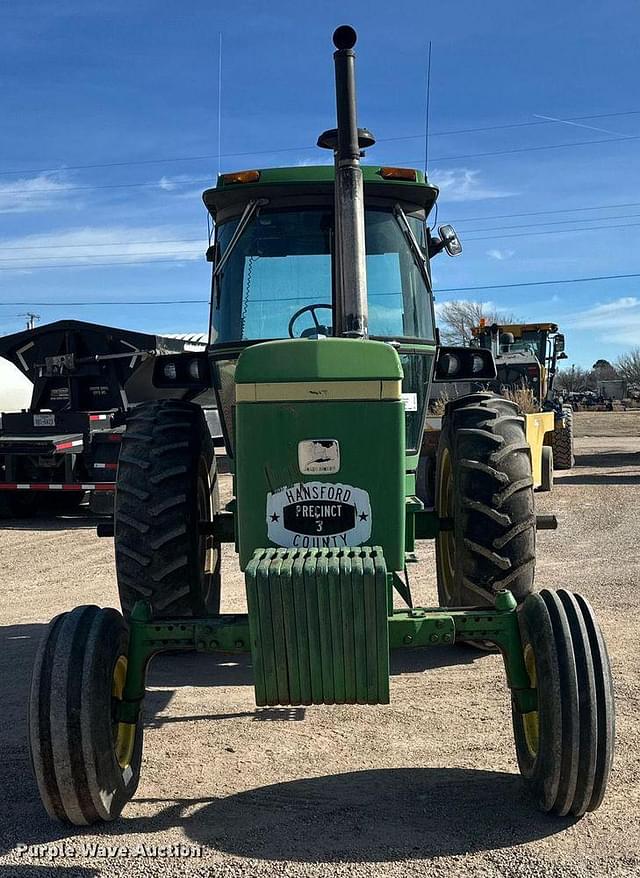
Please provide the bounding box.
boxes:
[319,26,373,338]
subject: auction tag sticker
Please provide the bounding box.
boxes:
[402,392,418,412]
[267,481,372,549]
[298,439,340,475]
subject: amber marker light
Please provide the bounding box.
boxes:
[379,167,417,181]
[221,170,261,184]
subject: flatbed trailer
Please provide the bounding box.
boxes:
[0,319,214,516]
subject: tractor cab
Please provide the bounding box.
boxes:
[202,165,442,459]
[472,321,566,403]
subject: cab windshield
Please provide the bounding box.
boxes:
[211,206,434,343]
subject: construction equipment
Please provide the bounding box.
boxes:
[471,321,574,473]
[29,26,614,825]
[0,320,216,516]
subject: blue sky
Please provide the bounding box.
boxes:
[1,0,639,367]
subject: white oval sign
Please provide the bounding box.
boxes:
[266,481,372,549]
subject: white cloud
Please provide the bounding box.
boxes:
[295,156,332,167]
[486,248,515,261]
[0,175,74,214]
[157,174,210,197]
[430,168,516,202]
[0,225,205,270]
[158,176,178,191]
[563,296,640,345]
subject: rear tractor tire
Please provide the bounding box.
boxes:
[115,400,221,620]
[29,605,143,824]
[435,393,536,607]
[552,404,575,470]
[512,589,614,815]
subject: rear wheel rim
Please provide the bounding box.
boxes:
[198,457,214,576]
[437,447,456,602]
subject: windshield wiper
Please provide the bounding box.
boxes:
[393,205,432,290]
[213,198,269,281]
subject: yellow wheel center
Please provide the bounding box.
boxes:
[522,643,540,758]
[111,655,136,769]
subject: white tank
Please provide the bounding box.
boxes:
[0,358,32,412]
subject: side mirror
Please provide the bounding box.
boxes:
[557,352,568,360]
[438,224,462,257]
[433,346,496,382]
[555,333,566,353]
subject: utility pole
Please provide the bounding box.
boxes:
[20,312,40,330]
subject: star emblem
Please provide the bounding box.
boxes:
[270,513,279,522]
[359,511,368,521]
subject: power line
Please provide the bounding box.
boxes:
[0,237,203,252]
[0,299,208,306]
[448,200,640,224]
[426,108,640,137]
[2,201,639,257]
[465,220,640,241]
[2,217,640,267]
[2,109,640,177]
[1,198,637,255]
[460,212,640,234]
[3,127,640,197]
[0,178,212,195]
[2,218,637,265]
[4,270,639,304]
[0,256,205,271]
[3,214,640,267]
[4,126,639,198]
[0,249,200,263]
[419,133,640,163]
[437,271,640,293]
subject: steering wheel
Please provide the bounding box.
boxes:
[288,303,333,338]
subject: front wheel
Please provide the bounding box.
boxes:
[29,605,143,824]
[435,393,536,607]
[512,589,614,815]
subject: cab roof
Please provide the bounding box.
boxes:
[472,322,559,337]
[202,165,439,220]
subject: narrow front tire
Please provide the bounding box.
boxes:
[29,605,143,824]
[512,589,614,816]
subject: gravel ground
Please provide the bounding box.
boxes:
[0,411,638,877]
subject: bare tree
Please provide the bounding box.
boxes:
[555,366,596,393]
[615,347,640,384]
[592,359,618,379]
[437,300,519,345]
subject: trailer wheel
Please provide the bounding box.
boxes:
[512,589,614,815]
[115,400,221,619]
[552,405,574,469]
[435,393,536,607]
[29,605,143,824]
[539,446,554,493]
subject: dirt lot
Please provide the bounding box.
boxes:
[0,411,639,877]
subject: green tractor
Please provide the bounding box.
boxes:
[29,26,613,826]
